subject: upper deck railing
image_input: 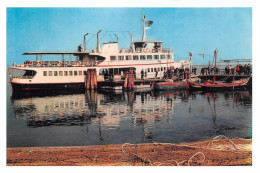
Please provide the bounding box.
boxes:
[91,48,173,54]
[19,60,95,68]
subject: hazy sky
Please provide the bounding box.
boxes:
[6,8,252,65]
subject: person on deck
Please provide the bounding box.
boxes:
[236,65,240,75]
[78,44,82,52]
[141,69,144,80]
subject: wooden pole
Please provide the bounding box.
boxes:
[91,70,94,90]
[213,49,218,84]
[86,70,90,90]
[124,72,128,89]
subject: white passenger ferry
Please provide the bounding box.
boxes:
[9,11,191,92]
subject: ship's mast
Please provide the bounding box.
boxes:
[213,48,218,84]
[97,30,102,53]
[83,33,88,52]
[142,9,146,41]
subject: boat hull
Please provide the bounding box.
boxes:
[200,78,250,91]
[152,82,187,91]
[188,82,202,91]
[11,82,85,93]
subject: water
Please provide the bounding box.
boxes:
[7,80,252,148]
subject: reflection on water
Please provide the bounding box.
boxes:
[7,88,252,147]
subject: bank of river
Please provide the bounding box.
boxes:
[7,138,251,166]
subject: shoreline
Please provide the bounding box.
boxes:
[7,138,252,166]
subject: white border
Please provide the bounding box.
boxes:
[1,0,259,173]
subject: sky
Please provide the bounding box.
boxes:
[6,8,252,66]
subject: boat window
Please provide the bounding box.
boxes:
[160,55,165,59]
[148,68,150,72]
[64,71,68,76]
[151,68,153,72]
[147,55,152,60]
[54,71,58,76]
[118,55,124,61]
[167,54,171,59]
[59,71,63,76]
[110,56,116,61]
[126,55,131,60]
[140,55,146,60]
[49,71,53,76]
[43,71,47,76]
[69,71,73,76]
[79,71,82,76]
[164,67,166,71]
[161,67,163,71]
[74,71,78,76]
[133,55,139,60]
[154,55,159,59]
[154,68,157,72]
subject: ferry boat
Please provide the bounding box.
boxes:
[9,11,191,93]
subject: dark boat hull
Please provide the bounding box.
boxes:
[11,82,85,93]
[152,82,187,91]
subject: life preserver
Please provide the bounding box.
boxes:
[29,61,32,65]
[94,61,100,66]
[158,48,161,52]
[77,61,82,66]
[35,61,42,66]
[152,49,155,53]
[57,61,62,66]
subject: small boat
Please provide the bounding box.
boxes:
[152,80,188,91]
[199,49,250,91]
[200,78,250,91]
[188,82,203,90]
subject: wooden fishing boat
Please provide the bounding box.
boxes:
[188,82,203,90]
[200,77,250,91]
[199,49,250,91]
[152,81,188,91]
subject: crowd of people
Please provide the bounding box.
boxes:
[199,64,251,76]
[200,65,219,75]
[224,64,251,75]
[163,67,191,80]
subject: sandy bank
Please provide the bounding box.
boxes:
[7,138,252,166]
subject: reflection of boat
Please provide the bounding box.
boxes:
[134,84,152,92]
[152,81,188,91]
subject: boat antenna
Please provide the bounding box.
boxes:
[83,33,89,52]
[97,30,102,53]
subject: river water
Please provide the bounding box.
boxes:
[7,80,252,147]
